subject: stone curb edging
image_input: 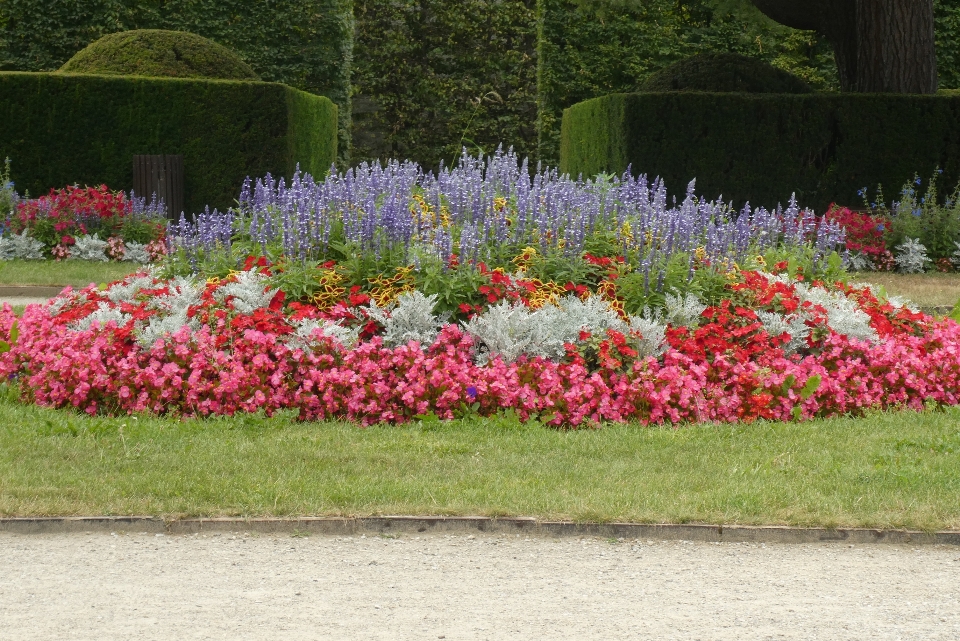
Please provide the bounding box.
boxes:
[0,286,65,298]
[1,516,959,545]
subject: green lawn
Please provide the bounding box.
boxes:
[1,395,958,530]
[851,272,960,311]
[0,259,143,287]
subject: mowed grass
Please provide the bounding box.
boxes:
[0,259,143,287]
[850,271,960,311]
[1,395,959,530]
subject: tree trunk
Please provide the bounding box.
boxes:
[854,0,937,93]
[750,0,938,94]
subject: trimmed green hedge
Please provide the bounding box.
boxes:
[59,30,260,81]
[536,0,841,167]
[0,72,337,214]
[560,92,960,212]
[0,0,353,162]
[640,52,812,94]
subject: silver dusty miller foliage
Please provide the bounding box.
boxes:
[893,238,931,273]
[136,277,203,347]
[753,274,878,351]
[463,294,636,365]
[69,234,109,262]
[844,251,874,272]
[213,270,279,315]
[69,301,132,332]
[366,291,447,348]
[122,241,152,264]
[755,310,811,354]
[288,318,361,351]
[0,230,46,260]
[627,314,669,359]
[664,291,707,328]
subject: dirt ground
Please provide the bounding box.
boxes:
[1,531,959,640]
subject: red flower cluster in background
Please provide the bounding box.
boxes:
[13,185,130,237]
[8,184,166,257]
[824,205,894,270]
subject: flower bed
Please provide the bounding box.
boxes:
[1,184,167,262]
[1,262,956,427]
[3,152,959,427]
[828,171,960,273]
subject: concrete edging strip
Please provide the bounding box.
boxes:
[1,516,959,545]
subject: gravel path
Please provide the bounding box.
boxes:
[1,531,959,640]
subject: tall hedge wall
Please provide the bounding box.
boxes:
[0,0,353,161]
[0,72,337,214]
[539,0,960,168]
[352,0,538,168]
[560,92,960,213]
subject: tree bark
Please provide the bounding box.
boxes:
[750,0,938,94]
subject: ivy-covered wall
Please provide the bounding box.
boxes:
[0,0,353,161]
[352,0,538,168]
[937,0,960,91]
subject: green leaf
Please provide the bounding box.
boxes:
[800,375,822,400]
[780,374,795,395]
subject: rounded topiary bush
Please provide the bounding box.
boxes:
[640,52,812,94]
[59,29,260,81]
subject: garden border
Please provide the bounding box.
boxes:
[1,517,959,545]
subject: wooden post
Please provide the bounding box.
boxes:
[133,155,184,219]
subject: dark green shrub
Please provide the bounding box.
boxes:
[0,0,352,162]
[0,72,337,214]
[560,92,960,213]
[639,52,812,94]
[59,30,260,81]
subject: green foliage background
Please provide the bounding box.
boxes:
[352,0,539,168]
[352,0,841,168]
[1,0,958,173]
[0,72,337,213]
[0,0,353,161]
